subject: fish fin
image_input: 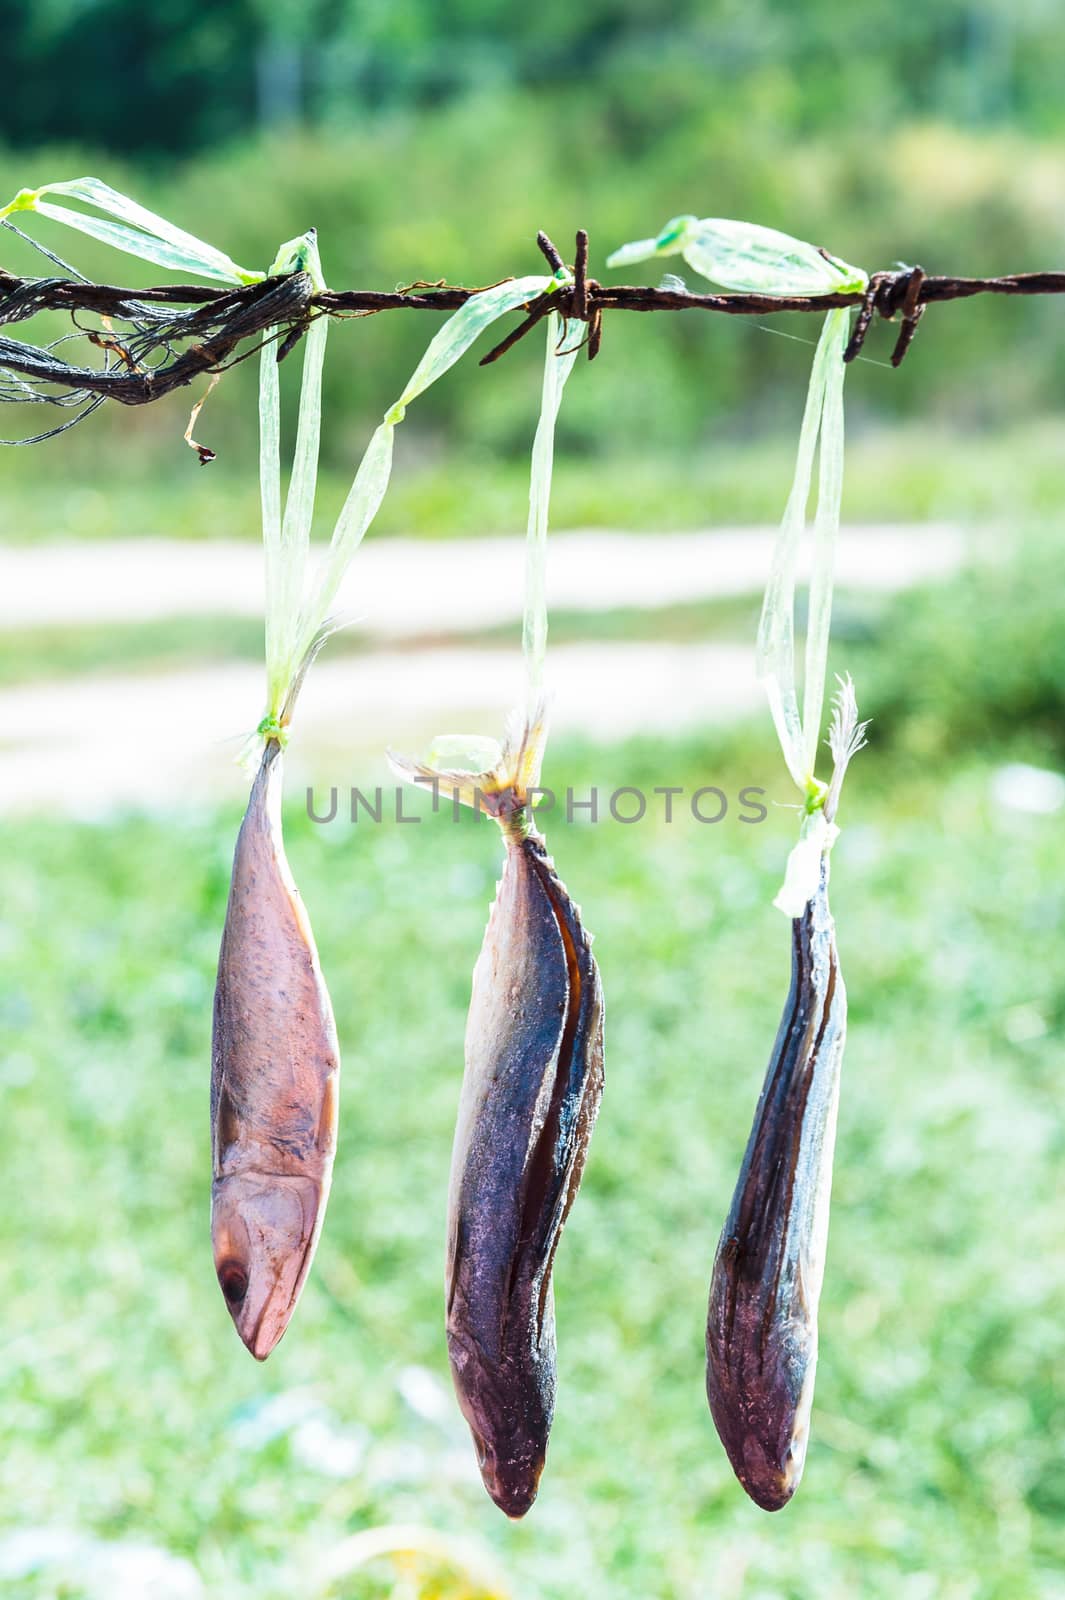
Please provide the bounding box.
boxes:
[211,1074,243,1175]
[518,849,605,1338]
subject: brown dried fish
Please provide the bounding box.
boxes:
[211,739,339,1360]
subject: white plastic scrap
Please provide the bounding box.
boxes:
[609,214,868,914]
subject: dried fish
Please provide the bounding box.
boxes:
[705,680,867,1508]
[208,252,567,1356]
[668,205,867,1505]
[211,739,339,1359]
[391,311,599,1516]
[394,719,603,1516]
[448,732,604,1516]
[705,859,843,1509]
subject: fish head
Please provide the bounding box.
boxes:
[211,1171,322,1360]
[448,1324,551,1519]
[468,1419,546,1520]
[737,1430,803,1512]
[735,1361,815,1512]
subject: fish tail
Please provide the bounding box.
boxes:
[389,701,548,826]
[495,702,548,807]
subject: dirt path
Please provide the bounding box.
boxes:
[0,525,967,814]
[0,524,965,633]
[0,641,759,815]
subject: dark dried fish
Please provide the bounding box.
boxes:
[705,679,866,1510]
[449,815,603,1515]
[705,861,844,1510]
[392,720,604,1517]
[388,313,591,1514]
[211,739,339,1359]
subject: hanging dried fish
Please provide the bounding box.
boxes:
[208,231,336,1357]
[605,212,871,1508]
[210,236,564,1357]
[706,684,867,1508]
[449,723,603,1517]
[704,852,840,1509]
[392,312,602,1517]
[211,737,340,1357]
[396,714,604,1516]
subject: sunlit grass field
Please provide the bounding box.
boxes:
[2,721,1064,1598]
[5,419,1065,547]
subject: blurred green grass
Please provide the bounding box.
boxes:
[1,718,1064,1598]
[6,420,1065,544]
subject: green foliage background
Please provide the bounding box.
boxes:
[3,7,1065,517]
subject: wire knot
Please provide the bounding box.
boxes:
[843,264,926,367]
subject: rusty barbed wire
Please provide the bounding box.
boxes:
[4,224,1065,443]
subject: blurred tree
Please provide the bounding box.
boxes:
[0,0,258,152]
[1,0,1064,155]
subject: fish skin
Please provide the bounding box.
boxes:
[706,862,845,1511]
[446,822,604,1518]
[211,742,339,1360]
